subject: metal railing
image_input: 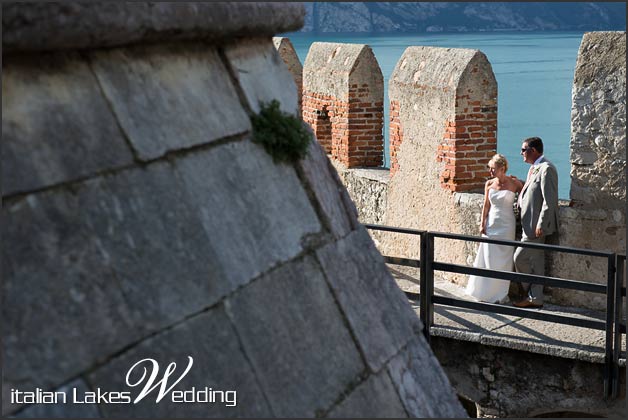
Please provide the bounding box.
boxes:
[364,223,626,400]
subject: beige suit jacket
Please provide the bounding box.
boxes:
[519,157,559,239]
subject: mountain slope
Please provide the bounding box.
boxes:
[300,2,626,33]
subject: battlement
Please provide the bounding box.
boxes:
[301,42,384,168]
[277,31,626,311]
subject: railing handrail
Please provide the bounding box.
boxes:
[363,223,426,235]
[365,223,616,257]
[432,261,608,294]
[365,223,625,400]
[431,230,615,257]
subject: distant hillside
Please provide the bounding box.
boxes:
[300,2,627,33]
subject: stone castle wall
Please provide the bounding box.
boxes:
[302,42,384,168]
[382,46,497,267]
[548,31,626,308]
[2,3,465,418]
[288,31,625,308]
[273,36,303,116]
[569,32,626,209]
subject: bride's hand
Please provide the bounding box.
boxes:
[480,224,486,235]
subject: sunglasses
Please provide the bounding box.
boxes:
[521,147,532,153]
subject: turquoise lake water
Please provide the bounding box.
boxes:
[281,31,588,199]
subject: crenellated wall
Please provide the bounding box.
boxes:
[273,36,303,116]
[302,42,384,168]
[287,32,625,310]
[547,31,626,309]
[381,46,497,267]
[569,32,626,209]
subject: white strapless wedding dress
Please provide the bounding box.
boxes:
[465,189,516,303]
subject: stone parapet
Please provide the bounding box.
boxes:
[332,162,389,225]
[388,46,497,193]
[302,42,384,168]
[570,31,626,209]
[273,37,303,116]
[382,46,497,272]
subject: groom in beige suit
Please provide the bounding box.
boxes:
[513,137,559,308]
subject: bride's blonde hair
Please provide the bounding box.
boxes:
[489,153,508,172]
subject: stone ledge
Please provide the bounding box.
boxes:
[2,2,304,53]
[402,277,626,366]
[331,160,391,184]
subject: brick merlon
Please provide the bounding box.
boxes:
[303,42,384,102]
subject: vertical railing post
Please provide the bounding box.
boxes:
[604,253,616,399]
[426,233,435,332]
[612,255,624,398]
[419,232,435,343]
[419,231,430,343]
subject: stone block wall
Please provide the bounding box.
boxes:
[2,3,465,418]
[569,31,626,209]
[331,33,625,310]
[388,47,497,194]
[382,46,497,267]
[440,71,498,192]
[389,100,403,175]
[273,36,303,116]
[548,31,626,309]
[302,42,384,168]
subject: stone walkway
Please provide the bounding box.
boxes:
[388,264,627,366]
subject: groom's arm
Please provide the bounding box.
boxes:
[537,163,559,236]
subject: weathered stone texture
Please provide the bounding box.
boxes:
[326,370,408,418]
[297,140,357,239]
[317,229,423,371]
[2,52,135,195]
[174,141,322,285]
[389,46,496,193]
[302,42,384,168]
[335,166,389,225]
[89,43,250,161]
[3,4,465,418]
[88,306,273,418]
[2,166,201,395]
[2,140,321,404]
[2,2,305,53]
[382,46,497,277]
[387,336,468,418]
[550,31,627,309]
[304,42,383,103]
[570,31,626,208]
[226,38,299,115]
[548,206,626,310]
[273,36,303,114]
[432,336,625,418]
[225,256,365,418]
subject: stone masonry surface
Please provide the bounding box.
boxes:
[318,34,624,310]
[1,2,305,53]
[273,36,303,116]
[570,31,626,209]
[381,46,498,281]
[2,2,465,418]
[303,42,384,168]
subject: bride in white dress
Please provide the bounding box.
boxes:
[466,154,523,303]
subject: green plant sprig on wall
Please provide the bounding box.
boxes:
[251,100,312,163]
